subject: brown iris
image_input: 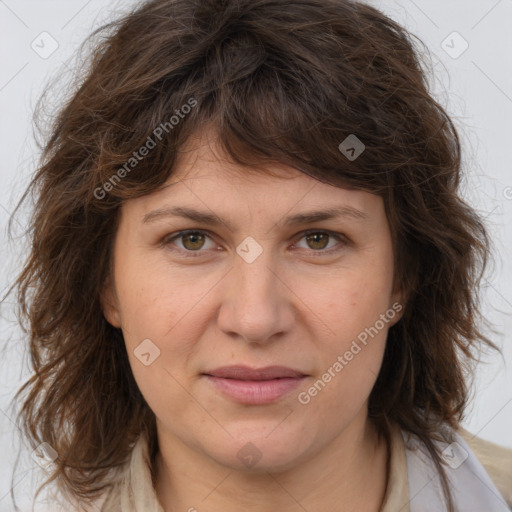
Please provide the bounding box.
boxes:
[181,232,206,250]
[305,232,329,250]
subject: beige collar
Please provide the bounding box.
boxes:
[381,423,410,512]
[98,423,512,512]
[98,423,410,512]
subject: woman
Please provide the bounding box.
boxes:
[12,0,512,510]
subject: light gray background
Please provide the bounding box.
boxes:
[1,1,511,510]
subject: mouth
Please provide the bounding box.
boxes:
[202,365,308,405]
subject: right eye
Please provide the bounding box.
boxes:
[162,229,219,256]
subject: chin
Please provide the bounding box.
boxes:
[203,428,316,474]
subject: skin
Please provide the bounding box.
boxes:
[101,128,404,512]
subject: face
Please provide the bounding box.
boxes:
[102,129,403,473]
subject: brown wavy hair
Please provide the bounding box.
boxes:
[10,0,498,510]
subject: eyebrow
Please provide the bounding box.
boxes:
[142,205,368,231]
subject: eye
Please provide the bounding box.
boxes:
[162,229,348,257]
[293,229,347,254]
[163,230,218,255]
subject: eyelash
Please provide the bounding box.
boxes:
[161,229,349,258]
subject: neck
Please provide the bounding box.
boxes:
[154,412,389,512]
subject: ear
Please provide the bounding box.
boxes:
[388,286,407,328]
[100,276,122,328]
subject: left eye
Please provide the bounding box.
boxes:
[163,229,345,256]
[295,230,343,252]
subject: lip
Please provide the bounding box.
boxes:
[205,365,306,380]
[203,365,308,405]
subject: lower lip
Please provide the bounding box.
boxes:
[204,375,306,405]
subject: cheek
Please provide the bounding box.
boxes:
[113,255,211,394]
[113,253,197,346]
[302,309,388,422]
[307,270,393,344]
[296,262,393,405]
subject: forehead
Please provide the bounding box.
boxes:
[172,128,303,183]
[161,128,374,209]
[119,126,387,231]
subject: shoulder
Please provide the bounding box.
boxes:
[400,423,511,511]
[458,427,512,507]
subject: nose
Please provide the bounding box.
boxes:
[216,248,295,344]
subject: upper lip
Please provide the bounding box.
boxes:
[203,365,306,380]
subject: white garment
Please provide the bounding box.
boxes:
[403,428,510,511]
